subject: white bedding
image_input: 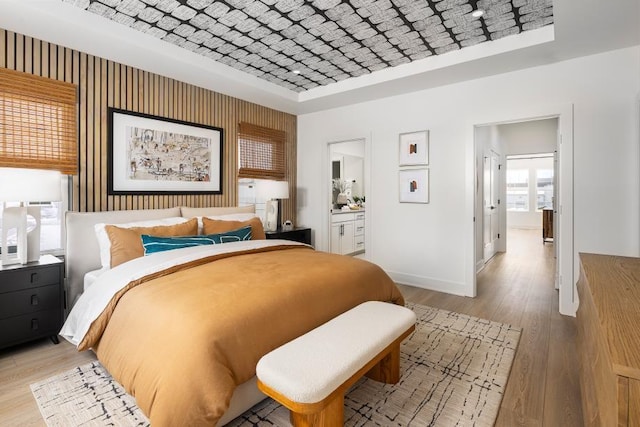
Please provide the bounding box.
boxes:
[60,239,306,347]
[83,268,107,292]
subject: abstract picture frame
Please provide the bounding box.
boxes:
[108,108,223,195]
[399,168,429,203]
[399,130,429,166]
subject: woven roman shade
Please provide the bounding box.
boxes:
[238,122,285,180]
[0,68,78,175]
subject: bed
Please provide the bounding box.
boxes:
[61,206,404,426]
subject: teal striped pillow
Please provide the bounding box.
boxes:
[141,225,253,255]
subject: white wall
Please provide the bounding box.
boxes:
[330,140,364,157]
[297,46,640,298]
[500,118,558,155]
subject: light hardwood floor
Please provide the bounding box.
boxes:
[398,228,583,426]
[0,228,582,426]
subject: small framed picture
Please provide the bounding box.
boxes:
[399,130,429,166]
[399,168,429,203]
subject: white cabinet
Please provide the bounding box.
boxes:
[353,212,365,253]
[330,212,365,256]
[331,221,355,255]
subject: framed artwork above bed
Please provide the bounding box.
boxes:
[108,108,223,195]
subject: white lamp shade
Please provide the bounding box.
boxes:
[257,180,289,199]
[270,181,289,199]
[0,168,62,202]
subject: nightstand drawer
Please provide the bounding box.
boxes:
[0,284,61,319]
[0,309,61,348]
[0,266,60,293]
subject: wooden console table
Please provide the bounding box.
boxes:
[542,208,553,243]
[576,253,640,426]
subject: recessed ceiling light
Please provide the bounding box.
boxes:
[292,70,301,74]
[472,9,485,18]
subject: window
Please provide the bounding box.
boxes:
[238,122,285,180]
[0,175,68,255]
[0,68,77,174]
[238,178,267,220]
[506,169,529,211]
[536,169,554,210]
[0,69,76,256]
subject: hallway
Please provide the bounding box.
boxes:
[399,228,583,426]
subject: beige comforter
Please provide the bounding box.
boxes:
[81,245,404,426]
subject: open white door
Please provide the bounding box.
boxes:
[483,150,500,262]
[553,150,559,289]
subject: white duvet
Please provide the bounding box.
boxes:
[60,239,306,347]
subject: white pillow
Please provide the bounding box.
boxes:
[196,213,259,234]
[94,217,190,270]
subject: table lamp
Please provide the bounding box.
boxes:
[258,180,289,232]
[0,168,62,265]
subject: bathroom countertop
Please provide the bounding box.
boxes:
[332,208,365,214]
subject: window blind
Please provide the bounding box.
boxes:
[238,122,285,180]
[0,68,78,175]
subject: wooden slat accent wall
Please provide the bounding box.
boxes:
[0,29,297,223]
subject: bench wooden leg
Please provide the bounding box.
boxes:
[290,394,344,427]
[365,343,400,384]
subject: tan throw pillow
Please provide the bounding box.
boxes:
[105,218,198,268]
[202,216,266,240]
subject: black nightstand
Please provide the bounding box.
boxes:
[265,227,312,245]
[0,255,64,349]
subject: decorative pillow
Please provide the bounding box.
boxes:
[193,213,259,234]
[141,226,253,255]
[202,216,266,240]
[180,205,255,218]
[95,217,190,269]
[105,218,198,268]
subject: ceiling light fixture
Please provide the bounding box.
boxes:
[472,9,485,18]
[292,70,301,74]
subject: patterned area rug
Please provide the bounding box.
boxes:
[31,303,520,426]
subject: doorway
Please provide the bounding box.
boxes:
[473,115,574,315]
[327,139,366,257]
[505,153,557,280]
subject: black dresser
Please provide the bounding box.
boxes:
[0,255,64,349]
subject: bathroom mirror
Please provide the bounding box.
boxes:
[330,140,364,208]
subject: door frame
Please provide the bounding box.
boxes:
[468,104,575,316]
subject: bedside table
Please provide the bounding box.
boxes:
[265,227,312,245]
[0,255,64,349]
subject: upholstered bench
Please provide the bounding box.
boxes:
[256,301,416,427]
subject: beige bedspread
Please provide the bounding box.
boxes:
[81,245,404,426]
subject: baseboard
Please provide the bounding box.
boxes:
[387,270,469,297]
[476,260,485,274]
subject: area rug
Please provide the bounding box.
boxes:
[31,303,520,426]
